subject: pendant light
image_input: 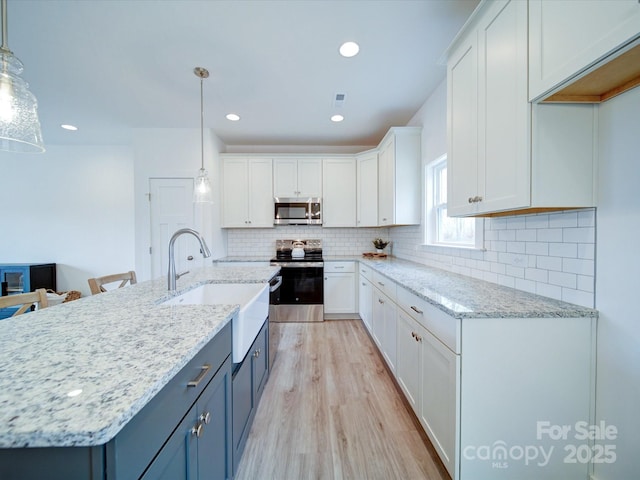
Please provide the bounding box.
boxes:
[0,0,44,153]
[193,66,212,203]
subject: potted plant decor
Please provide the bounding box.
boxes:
[372,238,390,253]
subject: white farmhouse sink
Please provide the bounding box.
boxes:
[163,283,269,363]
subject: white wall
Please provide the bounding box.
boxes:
[593,87,640,480]
[0,145,135,296]
[132,128,227,282]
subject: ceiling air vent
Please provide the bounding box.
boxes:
[333,93,346,108]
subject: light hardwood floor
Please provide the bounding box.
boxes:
[235,320,450,480]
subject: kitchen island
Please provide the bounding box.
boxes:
[0,264,279,479]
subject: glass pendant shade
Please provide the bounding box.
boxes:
[0,48,44,153]
[193,167,213,203]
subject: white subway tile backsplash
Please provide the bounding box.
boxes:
[536,282,562,301]
[549,212,578,228]
[498,229,517,241]
[561,288,594,308]
[536,255,563,271]
[515,278,536,294]
[224,209,596,310]
[563,227,595,243]
[526,268,549,283]
[577,243,595,260]
[516,229,537,242]
[549,242,578,258]
[537,228,564,242]
[389,209,595,308]
[563,258,595,276]
[549,271,577,289]
[526,242,549,256]
[525,214,549,229]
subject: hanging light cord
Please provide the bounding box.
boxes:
[200,73,204,170]
[1,0,11,54]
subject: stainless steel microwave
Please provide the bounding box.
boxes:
[274,197,322,225]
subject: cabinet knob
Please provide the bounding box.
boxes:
[191,422,203,438]
[200,411,211,425]
[468,197,474,203]
[476,196,483,202]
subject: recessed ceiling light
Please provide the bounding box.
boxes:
[61,124,78,131]
[339,41,360,58]
[226,113,240,121]
[331,114,344,122]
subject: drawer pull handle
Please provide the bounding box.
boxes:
[335,266,344,269]
[410,306,423,314]
[188,364,212,388]
[191,422,203,438]
[378,281,385,286]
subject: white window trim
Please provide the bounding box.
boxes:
[423,154,484,250]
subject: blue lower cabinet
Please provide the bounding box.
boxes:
[232,319,270,475]
[142,356,232,480]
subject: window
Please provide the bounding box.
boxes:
[425,155,482,248]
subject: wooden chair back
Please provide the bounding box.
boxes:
[88,271,137,295]
[0,289,49,316]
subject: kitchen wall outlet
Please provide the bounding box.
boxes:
[511,254,526,267]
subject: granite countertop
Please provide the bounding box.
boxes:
[218,255,596,318]
[0,265,279,449]
[323,255,597,319]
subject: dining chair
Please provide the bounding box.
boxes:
[0,289,49,316]
[88,271,137,295]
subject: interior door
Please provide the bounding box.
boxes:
[149,178,196,280]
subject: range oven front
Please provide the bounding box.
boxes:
[270,261,324,322]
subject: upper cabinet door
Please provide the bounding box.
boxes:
[296,158,322,198]
[273,158,298,197]
[356,151,378,227]
[529,0,640,101]
[322,157,356,227]
[447,29,479,217]
[477,0,530,214]
[273,158,322,198]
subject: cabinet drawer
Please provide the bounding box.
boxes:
[397,286,459,354]
[324,261,355,273]
[107,321,232,479]
[372,271,396,301]
[358,263,372,282]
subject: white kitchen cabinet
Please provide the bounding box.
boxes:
[221,157,273,228]
[447,0,597,217]
[372,280,397,373]
[396,285,459,478]
[323,261,357,316]
[396,309,422,415]
[362,262,596,479]
[529,0,640,102]
[273,157,322,198]
[322,157,357,227]
[356,150,378,227]
[358,265,373,333]
[420,325,458,477]
[377,127,421,226]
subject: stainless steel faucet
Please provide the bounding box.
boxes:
[168,228,212,291]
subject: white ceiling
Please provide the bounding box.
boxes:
[9,0,479,148]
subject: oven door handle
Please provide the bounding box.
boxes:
[270,275,283,292]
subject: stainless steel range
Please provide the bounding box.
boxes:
[269,239,323,322]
